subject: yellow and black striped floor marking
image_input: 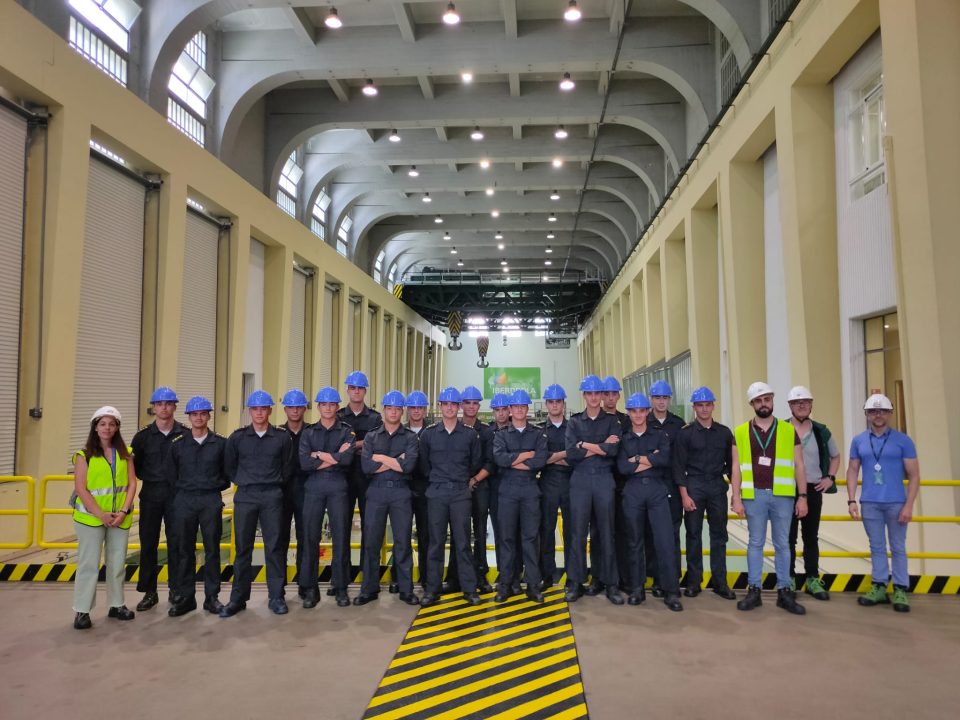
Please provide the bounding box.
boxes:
[362,588,588,720]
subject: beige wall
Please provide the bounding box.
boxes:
[577,0,960,572]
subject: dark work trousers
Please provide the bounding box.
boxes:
[231,487,285,602]
[361,481,414,596]
[487,473,503,581]
[137,491,180,595]
[614,475,630,587]
[682,479,730,590]
[539,472,571,584]
[346,471,369,584]
[300,479,351,594]
[789,488,824,580]
[412,491,429,588]
[497,481,542,591]
[622,479,679,594]
[446,480,492,589]
[645,482,683,588]
[426,489,477,596]
[172,491,223,601]
[568,469,618,587]
[278,480,306,586]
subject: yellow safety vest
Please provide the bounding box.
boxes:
[72,448,134,529]
[734,419,795,499]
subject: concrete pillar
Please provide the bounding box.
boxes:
[334,283,351,385]
[630,273,648,370]
[619,287,635,375]
[263,244,294,396]
[643,258,665,365]
[358,295,371,381]
[685,206,721,396]
[611,300,624,381]
[662,233,689,360]
[307,273,329,415]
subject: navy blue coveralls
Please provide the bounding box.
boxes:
[646,411,685,588]
[337,404,382,582]
[297,420,355,594]
[493,423,549,592]
[538,417,573,584]
[279,421,311,585]
[406,423,430,588]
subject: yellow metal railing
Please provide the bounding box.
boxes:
[0,476,35,549]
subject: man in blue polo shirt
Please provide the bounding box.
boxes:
[846,393,920,613]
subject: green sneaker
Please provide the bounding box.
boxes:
[805,576,829,600]
[858,582,890,606]
[789,577,796,592]
[892,586,910,613]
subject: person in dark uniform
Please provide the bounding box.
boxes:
[354,390,420,606]
[538,384,572,590]
[446,385,495,594]
[645,380,685,598]
[564,375,625,605]
[221,390,296,617]
[298,386,355,608]
[278,389,311,598]
[405,391,431,592]
[486,392,515,592]
[336,370,382,594]
[131,386,186,612]
[493,390,549,603]
[167,396,229,616]
[673,387,737,600]
[418,387,483,607]
[617,393,683,611]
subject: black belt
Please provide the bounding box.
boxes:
[369,479,409,489]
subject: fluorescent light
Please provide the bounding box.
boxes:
[325,7,343,29]
[559,72,575,91]
[461,71,473,83]
[362,79,378,97]
[550,190,560,200]
[389,129,401,142]
[554,125,568,139]
[443,2,460,25]
[408,166,419,177]
[470,126,484,141]
[564,1,582,22]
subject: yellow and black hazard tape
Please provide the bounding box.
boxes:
[363,588,588,720]
[1,564,959,594]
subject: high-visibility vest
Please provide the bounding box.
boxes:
[72,448,134,529]
[734,419,795,499]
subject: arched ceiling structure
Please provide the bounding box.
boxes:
[33,0,776,329]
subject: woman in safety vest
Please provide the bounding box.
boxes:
[72,406,138,629]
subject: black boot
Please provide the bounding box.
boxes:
[737,585,762,611]
[776,587,806,615]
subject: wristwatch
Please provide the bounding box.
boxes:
[797,493,808,498]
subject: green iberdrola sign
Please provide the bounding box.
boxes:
[483,367,541,399]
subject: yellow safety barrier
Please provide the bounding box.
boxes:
[0,476,35,549]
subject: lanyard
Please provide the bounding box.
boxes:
[751,421,774,457]
[868,432,890,467]
[108,448,117,481]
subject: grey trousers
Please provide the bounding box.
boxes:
[73,521,130,613]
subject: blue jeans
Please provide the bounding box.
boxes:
[743,490,794,589]
[861,502,909,587]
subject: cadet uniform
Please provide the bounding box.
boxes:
[406,422,430,590]
[279,420,311,590]
[646,410,685,593]
[337,403,382,583]
[539,416,573,586]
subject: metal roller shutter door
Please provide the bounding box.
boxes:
[318,286,334,388]
[70,159,146,455]
[176,210,219,414]
[0,106,27,474]
[287,270,307,390]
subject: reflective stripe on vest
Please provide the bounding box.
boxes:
[72,449,134,529]
[734,419,795,499]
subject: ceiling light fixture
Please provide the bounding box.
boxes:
[564,1,582,22]
[408,166,419,177]
[497,243,505,250]
[546,245,553,253]
[443,232,451,240]
[461,71,473,83]
[547,232,555,239]
[552,158,563,168]
[325,7,343,29]
[451,246,458,254]
[500,258,507,266]
[559,72,575,91]
[545,259,553,266]
[470,126,484,141]
[550,190,560,200]
[495,231,503,239]
[554,125,568,140]
[434,215,444,224]
[422,192,432,203]
[479,159,491,169]
[443,2,460,25]
[548,213,557,222]
[502,266,509,272]
[362,79,378,97]
[457,259,464,267]
[389,129,401,142]
[491,209,500,218]
[485,187,495,196]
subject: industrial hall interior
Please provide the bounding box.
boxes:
[1,1,958,719]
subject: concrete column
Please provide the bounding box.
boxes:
[334,284,351,385]
[372,305,385,398]
[630,274,648,370]
[610,300,624,381]
[619,287,635,375]
[397,323,408,393]
[685,206,721,396]
[662,234,689,360]
[358,296,371,381]
[643,259,665,365]
[719,160,766,423]
[307,273,328,414]
[223,218,251,430]
[263,244,294,396]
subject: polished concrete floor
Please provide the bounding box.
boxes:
[0,584,957,719]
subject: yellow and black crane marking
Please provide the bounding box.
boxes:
[362,588,588,720]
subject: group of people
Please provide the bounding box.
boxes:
[70,371,921,630]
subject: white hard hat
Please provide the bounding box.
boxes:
[746,381,775,403]
[787,386,813,402]
[863,394,893,411]
[90,405,122,424]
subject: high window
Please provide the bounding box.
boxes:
[849,72,885,198]
[311,187,331,240]
[336,215,352,257]
[67,0,141,85]
[167,31,214,146]
[277,151,303,217]
[864,312,903,431]
[387,264,397,293]
[373,250,385,283]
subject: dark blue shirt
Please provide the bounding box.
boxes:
[672,420,734,486]
[565,410,622,473]
[225,425,295,489]
[418,421,482,497]
[299,420,355,489]
[463,419,496,477]
[361,424,419,484]
[337,404,383,479]
[169,432,229,493]
[617,428,672,486]
[648,411,685,444]
[493,424,549,483]
[539,418,573,479]
[131,421,186,497]
[280,421,312,487]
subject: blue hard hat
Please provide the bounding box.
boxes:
[406,390,429,408]
[382,390,406,407]
[150,386,178,403]
[690,386,717,403]
[315,386,342,404]
[602,376,622,392]
[490,392,511,409]
[509,389,532,406]
[543,383,567,401]
[649,380,673,397]
[437,386,462,404]
[625,392,651,410]
[579,374,604,392]
[461,385,483,402]
[246,390,274,408]
[282,389,309,407]
[344,371,369,388]
[185,396,213,413]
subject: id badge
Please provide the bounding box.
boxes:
[758,456,772,467]
[873,469,884,485]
